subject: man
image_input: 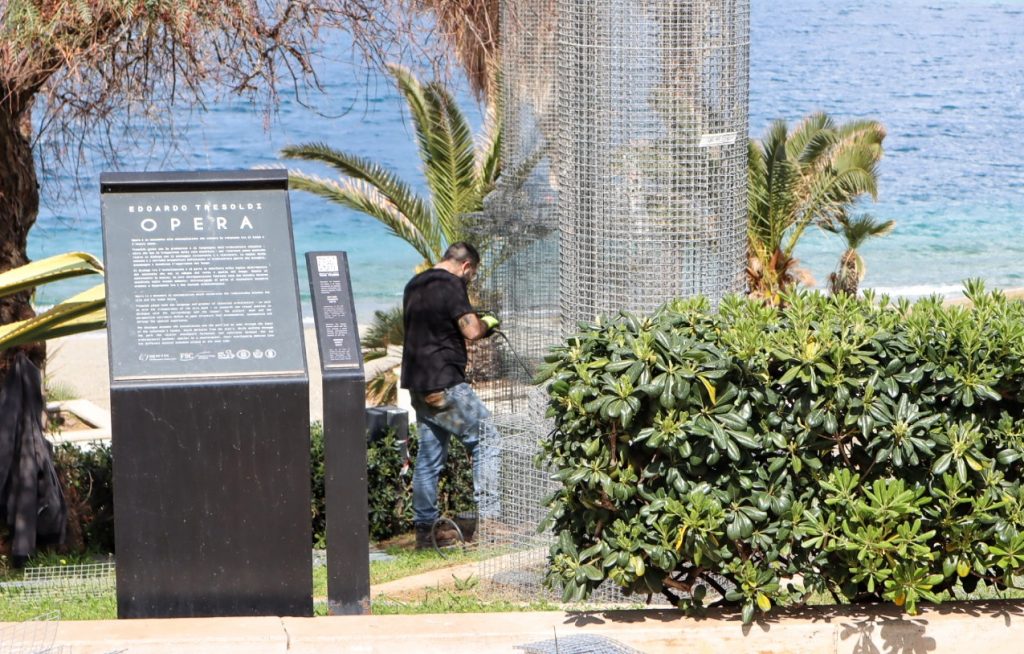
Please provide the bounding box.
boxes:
[401,242,501,549]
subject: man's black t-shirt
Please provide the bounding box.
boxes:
[401,268,475,392]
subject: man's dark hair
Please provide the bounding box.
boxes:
[442,242,481,267]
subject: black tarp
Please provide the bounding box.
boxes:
[0,353,67,562]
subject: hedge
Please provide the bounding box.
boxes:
[537,282,1024,622]
[312,421,475,544]
[0,421,476,561]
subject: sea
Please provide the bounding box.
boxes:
[29,0,1024,319]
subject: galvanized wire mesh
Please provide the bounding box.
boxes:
[0,612,62,654]
[476,0,750,608]
[0,563,115,604]
[557,0,750,328]
[516,634,646,654]
[477,407,671,607]
[476,405,554,560]
[469,0,562,413]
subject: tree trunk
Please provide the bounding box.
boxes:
[829,250,861,297]
[0,105,45,377]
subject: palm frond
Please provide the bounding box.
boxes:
[421,81,480,242]
[282,143,439,248]
[834,119,887,147]
[475,98,502,191]
[363,306,404,349]
[765,161,799,250]
[804,120,884,184]
[793,128,837,167]
[761,121,791,206]
[288,171,441,263]
[823,213,895,249]
[747,138,770,237]
[786,112,832,160]
[388,63,438,167]
[749,128,800,258]
[366,368,399,406]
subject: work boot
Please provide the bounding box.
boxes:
[453,513,477,543]
[415,522,458,550]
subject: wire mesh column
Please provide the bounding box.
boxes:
[557,0,750,329]
[478,0,749,605]
[471,0,561,414]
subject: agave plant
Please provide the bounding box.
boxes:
[282,63,501,269]
[747,113,886,304]
[824,213,895,296]
[0,252,106,351]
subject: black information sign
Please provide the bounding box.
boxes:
[306,251,363,371]
[102,171,306,381]
[307,250,369,615]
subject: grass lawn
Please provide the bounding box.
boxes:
[0,540,518,621]
[9,544,1018,622]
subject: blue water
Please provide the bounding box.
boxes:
[750,0,1024,296]
[30,0,1024,316]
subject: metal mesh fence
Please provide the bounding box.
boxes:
[0,563,115,604]
[477,407,671,607]
[480,0,750,397]
[0,612,63,654]
[516,634,646,654]
[557,0,750,328]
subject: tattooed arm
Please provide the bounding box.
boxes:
[457,312,490,340]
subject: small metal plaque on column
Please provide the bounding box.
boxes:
[307,251,369,615]
[308,251,363,371]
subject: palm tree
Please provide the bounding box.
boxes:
[824,213,895,296]
[407,0,500,100]
[747,113,886,304]
[282,63,500,270]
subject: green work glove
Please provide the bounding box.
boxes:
[480,313,501,333]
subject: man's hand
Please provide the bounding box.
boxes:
[479,313,501,333]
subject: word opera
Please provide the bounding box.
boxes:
[138,215,256,233]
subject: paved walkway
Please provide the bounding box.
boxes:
[8,600,1024,653]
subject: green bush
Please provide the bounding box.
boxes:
[56,442,115,554]
[311,421,475,544]
[3,419,475,558]
[537,281,1024,622]
[1,442,114,561]
[43,442,114,555]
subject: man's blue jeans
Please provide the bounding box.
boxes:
[411,383,500,526]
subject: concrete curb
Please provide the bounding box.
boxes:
[16,600,1024,653]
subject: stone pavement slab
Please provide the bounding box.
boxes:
[8,601,1024,654]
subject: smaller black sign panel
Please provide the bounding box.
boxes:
[306,252,363,371]
[102,171,307,381]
